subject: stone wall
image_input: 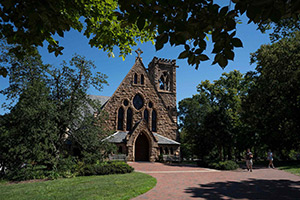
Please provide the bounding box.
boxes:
[102,57,178,141]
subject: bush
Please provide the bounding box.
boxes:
[81,161,134,176]
[5,165,48,181]
[4,160,134,181]
[56,157,78,178]
[208,160,239,170]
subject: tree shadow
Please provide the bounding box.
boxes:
[185,179,300,199]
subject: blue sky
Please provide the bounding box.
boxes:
[0,15,270,115]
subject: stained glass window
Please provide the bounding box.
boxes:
[117,107,124,130]
[144,109,149,124]
[141,74,144,85]
[134,73,138,84]
[126,108,132,131]
[133,94,143,110]
[152,110,157,132]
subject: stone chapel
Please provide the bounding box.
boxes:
[91,52,180,162]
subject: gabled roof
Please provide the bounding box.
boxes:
[105,131,128,143]
[153,133,180,145]
[88,95,110,106]
[104,131,180,145]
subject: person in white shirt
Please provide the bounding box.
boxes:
[245,148,253,172]
[267,149,275,169]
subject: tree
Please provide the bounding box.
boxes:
[179,70,252,161]
[178,95,215,160]
[243,31,300,157]
[2,0,300,77]
[0,0,155,77]
[0,79,58,172]
[0,46,113,174]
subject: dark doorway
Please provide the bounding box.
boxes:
[135,133,149,161]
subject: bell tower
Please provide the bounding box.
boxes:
[148,57,178,122]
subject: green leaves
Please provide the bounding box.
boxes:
[178,50,189,59]
[155,33,168,51]
[179,70,252,161]
[2,0,299,73]
[232,38,243,47]
[199,54,209,61]
[244,32,300,153]
[0,67,8,77]
[0,48,111,172]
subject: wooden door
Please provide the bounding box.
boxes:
[135,133,149,161]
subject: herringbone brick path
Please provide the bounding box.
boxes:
[129,162,300,200]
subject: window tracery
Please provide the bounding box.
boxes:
[158,71,170,91]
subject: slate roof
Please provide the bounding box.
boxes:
[153,133,180,145]
[105,131,128,143]
[104,131,180,145]
[88,95,110,107]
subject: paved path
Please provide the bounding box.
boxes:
[129,162,300,200]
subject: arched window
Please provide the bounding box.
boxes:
[152,110,157,132]
[117,107,124,130]
[126,107,133,131]
[166,75,170,90]
[158,72,170,91]
[133,94,144,110]
[144,109,149,124]
[159,75,164,90]
[164,147,169,155]
[134,73,138,84]
[141,74,144,85]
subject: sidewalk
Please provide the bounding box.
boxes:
[129,162,300,200]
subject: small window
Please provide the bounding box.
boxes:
[144,109,149,124]
[133,94,144,110]
[141,74,144,85]
[152,110,157,132]
[134,73,138,84]
[117,107,124,130]
[123,99,129,106]
[126,108,133,131]
[118,146,123,153]
[148,102,153,108]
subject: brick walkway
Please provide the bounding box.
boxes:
[129,162,300,200]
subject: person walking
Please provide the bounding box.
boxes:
[245,148,253,172]
[267,149,275,169]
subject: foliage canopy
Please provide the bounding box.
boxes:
[1,0,300,77]
[0,46,114,177]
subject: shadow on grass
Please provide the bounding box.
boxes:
[185,179,300,199]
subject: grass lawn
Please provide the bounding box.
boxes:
[0,172,156,200]
[278,164,300,176]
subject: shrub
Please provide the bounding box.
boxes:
[4,160,134,181]
[56,157,78,178]
[208,160,239,170]
[5,165,48,181]
[81,161,134,176]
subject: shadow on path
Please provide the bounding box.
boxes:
[185,179,300,199]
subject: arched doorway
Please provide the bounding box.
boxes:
[135,133,149,161]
